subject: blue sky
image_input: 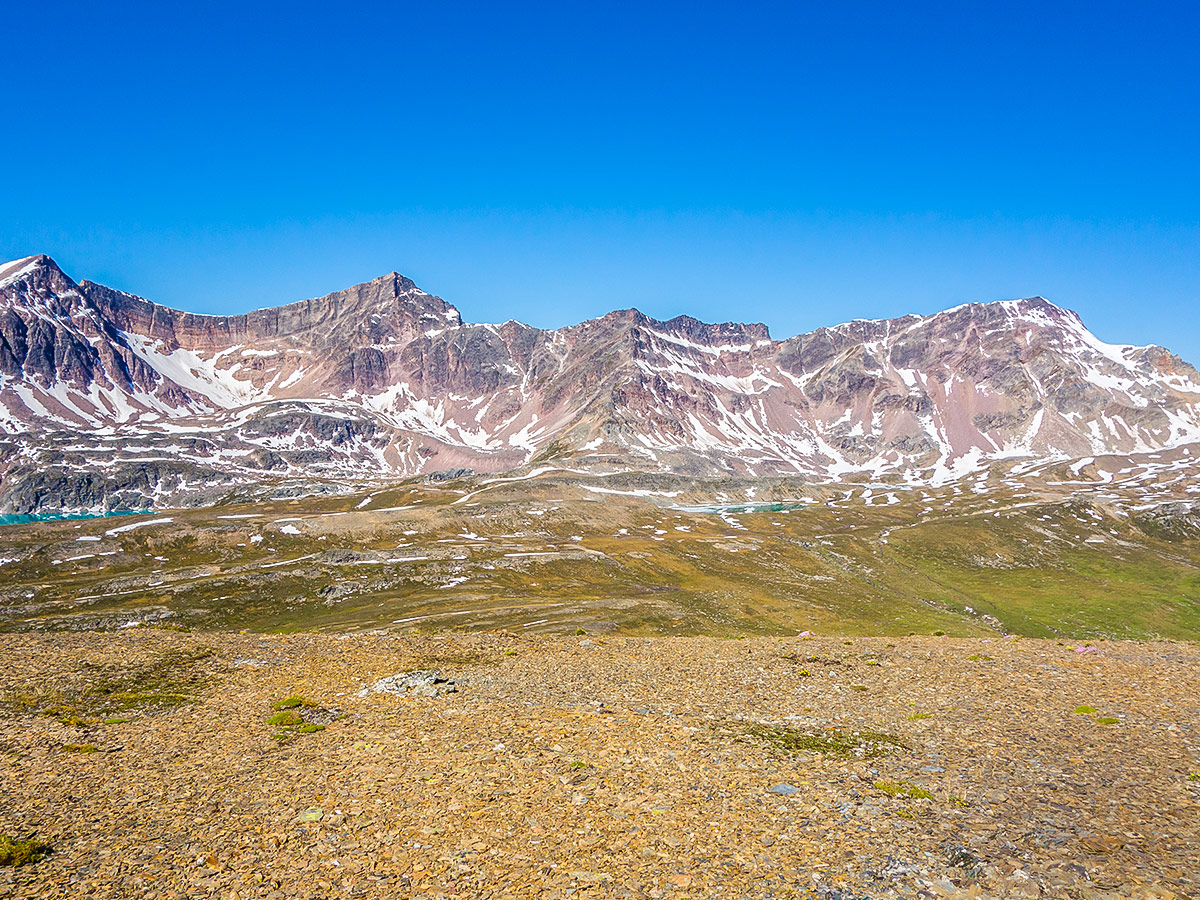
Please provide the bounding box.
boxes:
[3,1,1198,361]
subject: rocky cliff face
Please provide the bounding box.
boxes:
[2,254,1199,513]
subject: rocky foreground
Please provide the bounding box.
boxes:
[0,631,1196,899]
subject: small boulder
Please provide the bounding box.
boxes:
[357,670,457,698]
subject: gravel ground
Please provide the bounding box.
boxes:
[0,630,1196,899]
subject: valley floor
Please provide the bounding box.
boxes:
[0,630,1196,899]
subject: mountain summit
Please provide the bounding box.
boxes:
[2,256,1199,513]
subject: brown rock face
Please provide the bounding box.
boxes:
[2,254,1199,513]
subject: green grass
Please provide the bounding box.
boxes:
[882,507,1200,639]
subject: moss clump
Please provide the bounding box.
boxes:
[743,723,907,760]
[267,698,334,740]
[967,654,993,661]
[908,712,933,720]
[875,780,933,799]
[0,833,49,867]
[63,744,98,753]
[102,717,128,725]
[1096,717,1120,725]
[850,684,868,692]
[48,710,89,727]
[1073,705,1097,715]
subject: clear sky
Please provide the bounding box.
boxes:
[3,1,1198,362]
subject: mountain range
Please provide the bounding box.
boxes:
[2,253,1199,515]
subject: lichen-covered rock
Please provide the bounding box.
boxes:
[358,670,457,698]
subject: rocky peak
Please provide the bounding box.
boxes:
[579,308,771,353]
[78,269,464,351]
[0,255,137,392]
[0,254,86,308]
[653,314,771,346]
[0,253,59,282]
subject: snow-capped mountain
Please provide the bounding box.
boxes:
[2,254,1199,513]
